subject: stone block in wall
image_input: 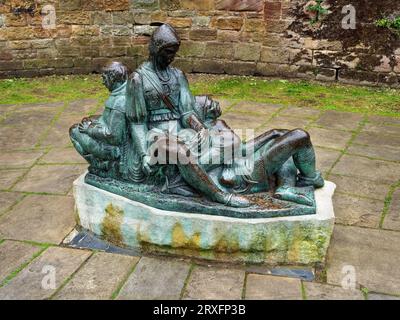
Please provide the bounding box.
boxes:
[80,47,100,58]
[3,13,27,27]
[0,27,36,41]
[151,11,168,23]
[394,56,400,73]
[192,58,225,74]
[224,61,256,75]
[11,49,37,60]
[215,17,243,31]
[256,62,299,78]
[180,0,214,11]
[160,0,181,11]
[313,50,340,68]
[234,43,261,61]
[374,56,393,73]
[262,32,285,47]
[82,0,105,11]
[244,18,265,33]
[290,49,313,66]
[204,42,234,59]
[99,46,127,57]
[265,19,292,33]
[8,40,31,50]
[133,12,152,25]
[131,0,160,11]
[31,39,54,49]
[91,11,113,25]
[59,0,82,11]
[58,12,91,25]
[315,68,336,82]
[167,10,196,17]
[0,61,23,71]
[104,0,130,11]
[113,36,133,46]
[378,73,399,87]
[193,16,210,27]
[189,28,217,41]
[0,50,13,60]
[167,17,193,28]
[217,30,240,42]
[338,69,379,86]
[57,26,73,38]
[127,45,148,58]
[264,1,282,20]
[178,41,206,57]
[260,46,290,64]
[71,25,100,37]
[134,25,157,36]
[216,0,264,12]
[113,11,134,25]
[172,57,193,73]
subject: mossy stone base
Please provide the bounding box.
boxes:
[73,174,335,265]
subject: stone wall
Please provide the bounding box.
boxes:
[0,0,400,86]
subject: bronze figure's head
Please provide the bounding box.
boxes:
[149,24,181,69]
[101,61,128,91]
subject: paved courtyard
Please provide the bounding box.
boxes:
[0,97,399,300]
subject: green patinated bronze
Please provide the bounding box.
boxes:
[70,24,324,219]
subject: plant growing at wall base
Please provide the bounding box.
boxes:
[306,0,329,25]
[375,16,400,35]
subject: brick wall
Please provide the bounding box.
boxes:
[0,0,400,86]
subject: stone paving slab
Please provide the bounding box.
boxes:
[0,240,41,283]
[0,150,44,169]
[262,115,311,130]
[39,114,84,148]
[38,148,86,165]
[12,164,87,194]
[0,246,91,300]
[303,282,364,300]
[221,112,269,132]
[0,195,76,244]
[368,115,400,126]
[331,155,400,185]
[315,147,342,174]
[326,225,400,295]
[368,293,400,300]
[0,169,27,190]
[307,127,352,150]
[382,189,400,231]
[315,110,363,131]
[117,257,191,300]
[0,125,46,151]
[329,174,390,201]
[64,99,99,115]
[362,122,400,137]
[245,274,302,300]
[0,192,24,215]
[353,132,400,149]
[230,101,282,117]
[332,193,383,228]
[347,143,400,162]
[278,106,321,119]
[1,107,60,126]
[53,252,139,300]
[183,266,245,300]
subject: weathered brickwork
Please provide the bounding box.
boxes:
[0,0,399,86]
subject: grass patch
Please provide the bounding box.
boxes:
[1,74,400,117]
[190,76,400,117]
[0,74,108,105]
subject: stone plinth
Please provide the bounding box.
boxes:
[73,174,335,265]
